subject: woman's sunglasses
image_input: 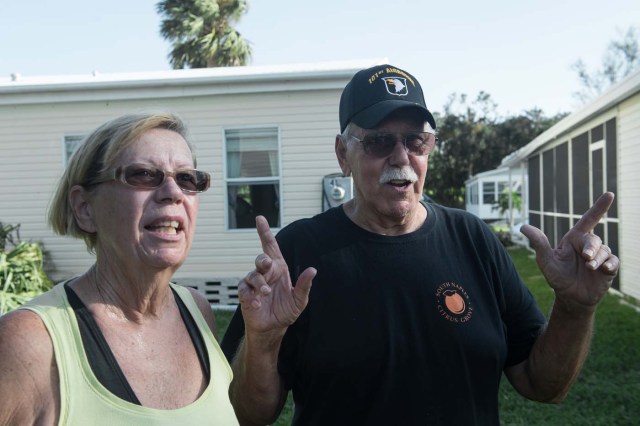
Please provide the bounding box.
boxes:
[89,164,211,193]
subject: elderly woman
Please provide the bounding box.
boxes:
[0,112,238,425]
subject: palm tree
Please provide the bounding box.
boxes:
[156,0,252,69]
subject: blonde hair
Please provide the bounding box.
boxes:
[48,111,194,252]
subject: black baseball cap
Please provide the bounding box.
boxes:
[339,64,436,133]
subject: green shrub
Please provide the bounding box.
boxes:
[493,229,514,247]
[0,224,52,315]
[490,223,514,247]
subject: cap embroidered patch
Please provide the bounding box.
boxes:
[382,77,408,96]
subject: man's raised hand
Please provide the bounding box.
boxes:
[520,192,619,309]
[237,216,316,335]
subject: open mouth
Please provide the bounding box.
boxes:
[387,179,412,188]
[145,220,181,235]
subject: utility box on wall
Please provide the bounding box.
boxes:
[322,173,353,211]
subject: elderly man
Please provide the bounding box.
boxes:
[221,64,619,425]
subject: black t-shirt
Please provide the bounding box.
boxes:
[221,203,546,425]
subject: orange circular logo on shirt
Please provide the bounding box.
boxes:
[435,282,473,323]
[444,290,466,314]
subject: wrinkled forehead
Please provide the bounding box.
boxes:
[369,108,433,132]
[112,128,195,166]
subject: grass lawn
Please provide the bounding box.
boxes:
[214,247,640,425]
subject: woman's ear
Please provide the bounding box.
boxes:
[69,185,97,233]
[335,135,351,177]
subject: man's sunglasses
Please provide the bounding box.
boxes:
[348,131,437,158]
[89,164,211,193]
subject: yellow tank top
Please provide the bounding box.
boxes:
[21,283,239,426]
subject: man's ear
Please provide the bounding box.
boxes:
[69,185,97,233]
[335,135,351,177]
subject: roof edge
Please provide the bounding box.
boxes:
[501,68,640,167]
[0,59,387,94]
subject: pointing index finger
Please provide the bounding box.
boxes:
[572,192,615,234]
[255,215,284,260]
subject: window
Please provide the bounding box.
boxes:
[482,182,495,204]
[64,135,85,165]
[225,127,280,229]
[468,182,478,205]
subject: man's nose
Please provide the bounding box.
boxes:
[388,138,411,164]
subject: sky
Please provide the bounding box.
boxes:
[1,0,638,117]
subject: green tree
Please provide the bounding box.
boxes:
[572,26,640,104]
[494,108,567,164]
[426,96,564,209]
[156,0,252,69]
[426,92,497,208]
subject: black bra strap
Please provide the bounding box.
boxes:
[64,284,210,405]
[65,283,141,404]
[174,287,211,379]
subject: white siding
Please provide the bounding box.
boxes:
[618,92,640,300]
[0,86,345,287]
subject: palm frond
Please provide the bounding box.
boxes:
[157,0,251,68]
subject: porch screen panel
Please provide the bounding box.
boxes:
[606,222,619,260]
[594,223,605,243]
[529,213,541,249]
[572,132,589,214]
[528,156,540,211]
[543,150,555,212]
[557,217,570,247]
[591,124,603,142]
[608,222,620,290]
[592,148,603,202]
[606,118,618,218]
[555,143,569,214]
[543,214,555,247]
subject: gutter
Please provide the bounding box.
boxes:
[0,59,384,95]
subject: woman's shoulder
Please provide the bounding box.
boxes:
[1,285,65,378]
[1,306,52,346]
[0,309,57,423]
[0,308,55,371]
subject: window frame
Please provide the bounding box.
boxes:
[482,181,496,205]
[63,134,86,166]
[222,125,282,231]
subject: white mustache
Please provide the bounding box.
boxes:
[379,166,418,184]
